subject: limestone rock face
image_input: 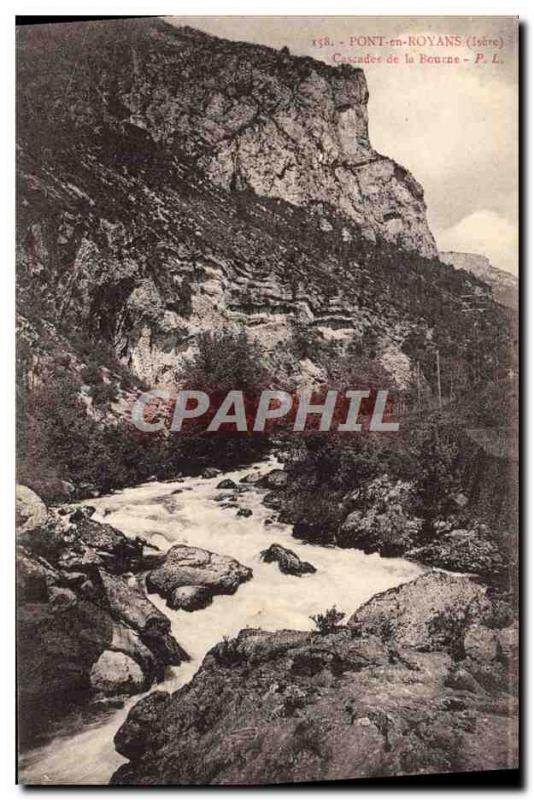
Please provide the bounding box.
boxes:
[146,545,253,609]
[20,20,435,259]
[16,19,484,391]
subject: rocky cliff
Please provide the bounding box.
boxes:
[18,19,436,258]
[17,18,507,392]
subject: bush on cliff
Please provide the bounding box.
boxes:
[183,328,267,393]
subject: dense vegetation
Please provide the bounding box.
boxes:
[16,330,271,499]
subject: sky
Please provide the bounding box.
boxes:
[168,16,518,275]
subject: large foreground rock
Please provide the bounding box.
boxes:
[111,572,518,785]
[146,545,253,610]
[168,585,213,612]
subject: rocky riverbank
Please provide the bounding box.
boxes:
[17,458,518,784]
[105,465,518,786]
[18,458,426,784]
[251,466,514,587]
[16,483,254,748]
[111,570,518,785]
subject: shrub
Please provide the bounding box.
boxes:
[80,363,102,385]
[411,423,461,526]
[310,606,345,635]
[89,380,119,407]
[183,328,267,393]
[427,602,474,661]
[215,636,243,667]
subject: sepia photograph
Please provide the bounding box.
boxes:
[14,12,519,787]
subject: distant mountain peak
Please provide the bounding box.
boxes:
[439,251,518,309]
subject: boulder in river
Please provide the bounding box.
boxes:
[239,472,260,484]
[146,545,253,610]
[262,491,284,511]
[114,691,171,762]
[98,570,189,665]
[90,650,147,696]
[260,544,316,576]
[236,507,253,518]
[109,621,161,682]
[257,469,288,490]
[336,476,423,557]
[217,479,238,490]
[168,585,213,612]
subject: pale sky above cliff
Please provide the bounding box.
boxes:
[168,16,518,275]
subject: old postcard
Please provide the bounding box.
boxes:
[16,16,519,785]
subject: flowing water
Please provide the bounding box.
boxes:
[19,457,423,785]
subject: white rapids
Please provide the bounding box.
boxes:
[19,456,423,785]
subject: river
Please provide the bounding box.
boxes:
[19,456,423,785]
